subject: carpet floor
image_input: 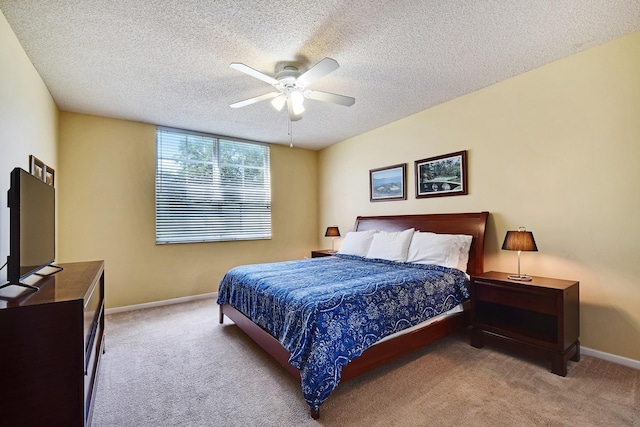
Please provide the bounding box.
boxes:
[92,298,639,426]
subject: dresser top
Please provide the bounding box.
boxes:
[0,261,104,309]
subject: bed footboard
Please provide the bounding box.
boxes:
[220,303,301,380]
[219,301,470,417]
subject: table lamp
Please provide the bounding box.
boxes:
[325,226,340,252]
[501,227,538,281]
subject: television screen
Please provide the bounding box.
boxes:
[8,167,55,283]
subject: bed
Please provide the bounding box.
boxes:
[217,212,489,418]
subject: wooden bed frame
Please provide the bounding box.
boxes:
[219,211,489,418]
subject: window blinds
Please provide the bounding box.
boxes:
[155,128,271,243]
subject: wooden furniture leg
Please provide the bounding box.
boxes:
[571,341,581,362]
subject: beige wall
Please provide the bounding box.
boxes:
[0,10,58,283]
[319,31,640,361]
[57,112,318,308]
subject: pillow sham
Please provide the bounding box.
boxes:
[366,228,415,262]
[406,232,474,271]
[338,230,378,257]
[405,231,461,269]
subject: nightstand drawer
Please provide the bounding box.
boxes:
[474,279,557,315]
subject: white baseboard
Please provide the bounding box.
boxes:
[105,295,639,371]
[105,292,217,315]
[582,346,640,370]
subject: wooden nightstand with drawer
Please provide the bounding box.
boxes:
[311,250,336,258]
[470,271,580,376]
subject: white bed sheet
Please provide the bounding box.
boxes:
[374,303,464,346]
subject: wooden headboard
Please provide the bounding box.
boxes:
[354,212,489,276]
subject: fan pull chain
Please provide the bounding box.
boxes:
[288,119,293,148]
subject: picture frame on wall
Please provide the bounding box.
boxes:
[30,155,45,181]
[45,167,55,187]
[29,155,55,187]
[415,150,467,198]
[370,163,406,202]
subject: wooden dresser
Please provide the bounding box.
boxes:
[0,261,105,426]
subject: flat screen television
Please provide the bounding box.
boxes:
[3,167,58,290]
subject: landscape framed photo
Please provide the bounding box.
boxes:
[415,150,467,198]
[370,163,406,202]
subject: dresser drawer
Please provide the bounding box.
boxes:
[84,307,104,414]
[84,277,103,352]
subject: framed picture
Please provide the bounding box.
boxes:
[370,163,406,202]
[45,167,55,187]
[30,155,45,181]
[29,155,55,187]
[415,150,467,198]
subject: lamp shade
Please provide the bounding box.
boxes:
[271,94,286,111]
[325,226,340,237]
[290,90,305,115]
[502,228,538,252]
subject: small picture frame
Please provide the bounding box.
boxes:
[45,167,55,187]
[29,155,55,187]
[30,155,45,181]
[369,163,406,202]
[415,150,467,198]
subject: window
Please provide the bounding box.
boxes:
[155,128,271,243]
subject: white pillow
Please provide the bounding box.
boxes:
[338,230,378,257]
[455,235,473,272]
[366,228,415,262]
[406,232,461,269]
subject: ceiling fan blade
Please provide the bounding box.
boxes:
[230,63,279,85]
[304,90,355,107]
[286,98,303,121]
[230,92,280,108]
[296,57,339,87]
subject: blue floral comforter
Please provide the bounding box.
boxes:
[216,254,470,412]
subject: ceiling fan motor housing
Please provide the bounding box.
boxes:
[275,66,301,91]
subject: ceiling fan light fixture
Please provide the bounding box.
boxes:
[271,94,286,111]
[290,90,305,115]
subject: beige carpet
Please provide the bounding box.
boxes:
[92,298,640,426]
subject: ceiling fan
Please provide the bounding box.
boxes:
[229,57,355,121]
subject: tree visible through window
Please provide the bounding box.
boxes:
[156,128,271,243]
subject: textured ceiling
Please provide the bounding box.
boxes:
[2,1,640,150]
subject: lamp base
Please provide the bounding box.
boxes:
[507,274,532,281]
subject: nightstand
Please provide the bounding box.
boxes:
[470,271,580,376]
[311,250,336,258]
